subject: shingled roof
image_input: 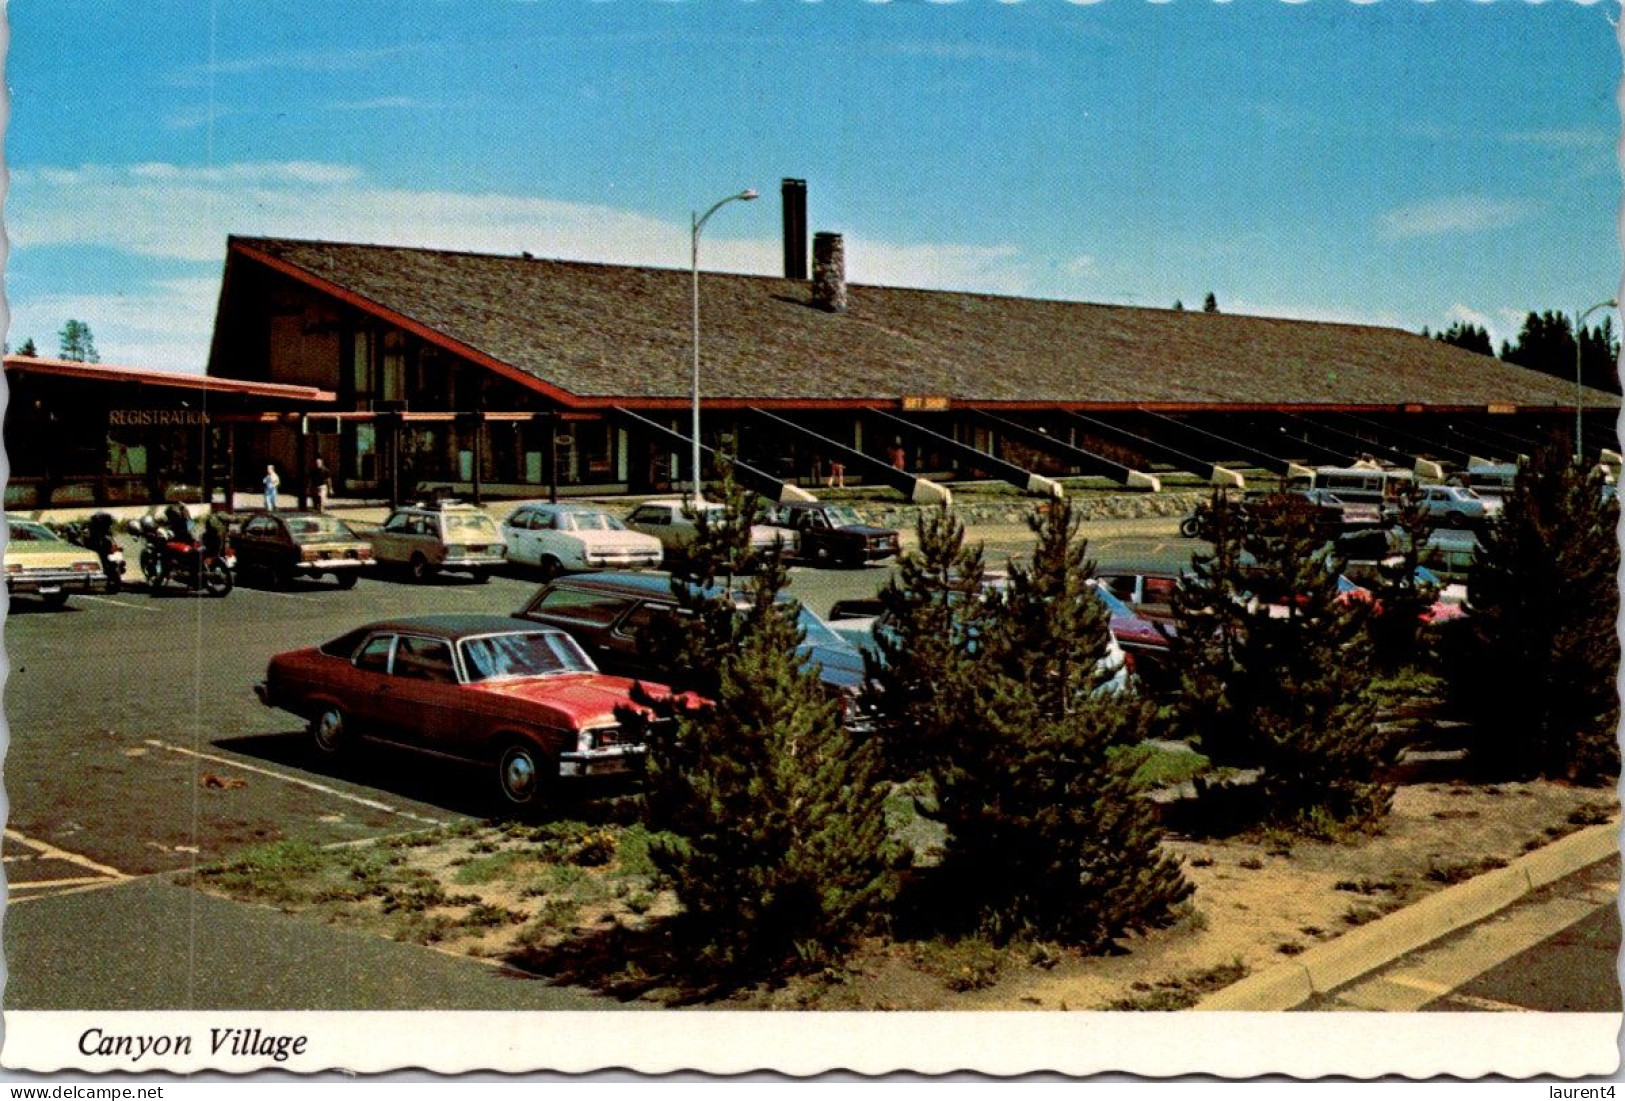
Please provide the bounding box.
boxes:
[227,236,1611,412]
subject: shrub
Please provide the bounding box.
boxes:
[1448,438,1620,784]
[1165,488,1392,832]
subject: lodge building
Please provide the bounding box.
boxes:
[7,181,1617,510]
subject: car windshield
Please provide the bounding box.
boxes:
[445,513,499,537]
[8,521,61,544]
[561,512,626,533]
[796,607,851,650]
[286,515,354,543]
[823,506,864,527]
[460,631,596,681]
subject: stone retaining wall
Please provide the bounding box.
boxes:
[848,490,1209,532]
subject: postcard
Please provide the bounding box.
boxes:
[3,0,1620,1079]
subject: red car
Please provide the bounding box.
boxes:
[255,614,680,808]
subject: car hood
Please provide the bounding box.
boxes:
[468,673,670,725]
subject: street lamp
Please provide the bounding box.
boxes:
[690,187,758,502]
[1575,298,1616,464]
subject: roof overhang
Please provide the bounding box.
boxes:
[5,355,336,403]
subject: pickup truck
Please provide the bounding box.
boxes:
[762,502,901,568]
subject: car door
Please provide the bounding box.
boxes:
[373,633,465,752]
[371,511,415,564]
[503,508,536,566]
[345,632,400,733]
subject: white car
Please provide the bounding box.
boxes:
[501,503,664,578]
[623,498,796,560]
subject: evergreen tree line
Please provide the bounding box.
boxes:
[1429,311,1619,394]
[612,437,1617,991]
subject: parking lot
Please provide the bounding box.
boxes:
[5,516,1184,900]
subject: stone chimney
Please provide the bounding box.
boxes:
[812,232,847,314]
[781,178,808,280]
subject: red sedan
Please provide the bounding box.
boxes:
[255,614,679,808]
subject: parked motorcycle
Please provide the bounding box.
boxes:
[61,511,128,593]
[129,510,235,597]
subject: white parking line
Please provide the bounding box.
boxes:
[143,738,446,826]
[11,876,110,891]
[81,595,159,612]
[4,828,131,880]
[246,589,323,602]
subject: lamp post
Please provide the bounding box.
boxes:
[1575,298,1616,464]
[690,188,758,502]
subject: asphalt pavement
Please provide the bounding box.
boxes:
[3,517,1192,1010]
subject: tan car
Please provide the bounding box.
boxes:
[5,516,109,607]
[623,498,795,563]
[370,502,507,583]
[230,510,375,589]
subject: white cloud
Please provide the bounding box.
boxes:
[6,281,221,372]
[1376,195,1531,239]
[1063,254,1099,278]
[9,161,1047,366]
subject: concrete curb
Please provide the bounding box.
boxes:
[1196,821,1618,1011]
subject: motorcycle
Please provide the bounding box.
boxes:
[61,511,127,593]
[130,513,235,597]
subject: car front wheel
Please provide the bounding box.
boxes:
[334,572,358,590]
[311,706,351,758]
[496,740,551,809]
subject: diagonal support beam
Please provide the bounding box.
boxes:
[1323,413,1473,469]
[612,407,815,505]
[1284,413,1442,479]
[865,407,1062,498]
[744,408,952,505]
[1058,411,1238,487]
[974,411,1161,490]
[1133,410,1313,480]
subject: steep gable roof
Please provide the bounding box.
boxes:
[225,236,1611,412]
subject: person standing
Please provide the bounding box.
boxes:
[263,463,280,510]
[311,457,331,513]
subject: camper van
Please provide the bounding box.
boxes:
[1289,465,1416,507]
[1462,463,1518,504]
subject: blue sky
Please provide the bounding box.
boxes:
[5,1,1620,371]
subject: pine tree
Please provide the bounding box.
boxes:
[57,320,98,363]
[640,547,900,983]
[1452,440,1620,782]
[866,506,990,779]
[626,458,899,985]
[17,338,37,357]
[1202,292,1219,313]
[882,500,1192,947]
[1366,481,1439,673]
[1167,490,1391,832]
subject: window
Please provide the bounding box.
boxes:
[356,635,395,673]
[384,512,416,533]
[526,587,633,627]
[629,508,666,526]
[393,636,457,683]
[320,628,370,659]
[244,516,280,537]
[614,601,667,640]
